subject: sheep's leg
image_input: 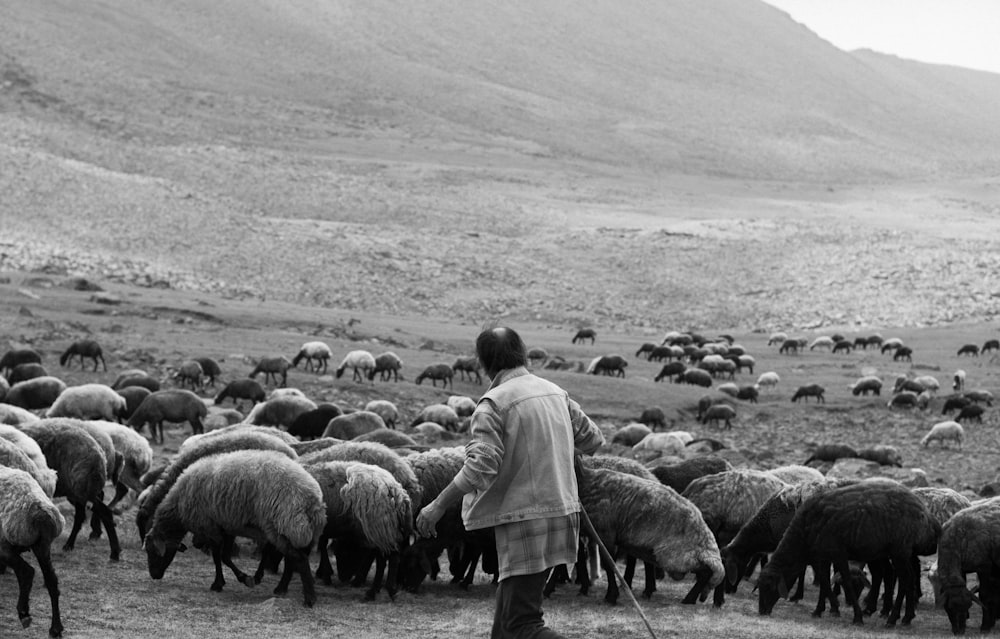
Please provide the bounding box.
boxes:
[833,559,863,625]
[622,556,636,588]
[887,554,915,627]
[63,501,87,552]
[32,543,62,638]
[862,562,882,615]
[91,498,120,561]
[600,550,620,605]
[351,550,376,586]
[220,536,255,588]
[813,563,832,617]
[459,547,481,589]
[314,534,334,585]
[107,482,129,511]
[682,568,713,605]
[880,561,896,617]
[9,553,35,630]
[789,568,806,602]
[642,561,657,599]
[210,544,227,591]
[365,554,386,601]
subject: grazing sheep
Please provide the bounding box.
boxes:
[415,364,454,389]
[572,328,597,345]
[768,332,789,346]
[58,340,106,371]
[936,497,1000,634]
[213,378,266,408]
[716,382,739,398]
[364,400,400,429]
[19,420,120,561]
[0,424,55,496]
[127,389,208,444]
[192,358,222,387]
[912,487,972,528]
[135,430,298,540]
[576,458,725,605]
[450,357,481,385]
[832,340,853,354]
[850,376,883,397]
[322,411,387,440]
[408,422,454,444]
[0,348,43,376]
[757,371,780,390]
[633,432,687,456]
[736,385,760,403]
[172,360,204,391]
[767,465,826,485]
[0,437,57,498]
[809,336,835,351]
[804,443,859,465]
[248,356,292,387]
[953,370,966,392]
[650,457,734,493]
[445,395,476,419]
[757,480,940,627]
[144,450,326,606]
[8,363,48,385]
[352,429,418,449]
[653,361,686,383]
[681,469,790,606]
[245,394,317,429]
[369,352,404,383]
[45,384,126,422]
[893,346,914,362]
[291,341,333,374]
[287,404,344,440]
[299,441,422,508]
[679,368,713,388]
[86,420,154,505]
[734,355,756,374]
[880,337,904,354]
[857,445,903,467]
[701,404,737,430]
[110,372,160,393]
[0,466,65,638]
[696,393,734,421]
[964,389,994,406]
[2,376,67,411]
[922,421,965,449]
[983,339,1000,354]
[917,390,933,410]
[408,404,460,432]
[778,339,801,355]
[888,391,919,410]
[638,406,667,430]
[955,404,986,424]
[590,355,628,378]
[958,344,980,357]
[116,386,151,422]
[0,403,40,426]
[941,394,972,415]
[635,342,656,358]
[647,346,676,362]
[608,423,651,448]
[526,348,548,366]
[791,384,825,404]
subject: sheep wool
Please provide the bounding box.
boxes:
[0,437,57,498]
[300,441,422,507]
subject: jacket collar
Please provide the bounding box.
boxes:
[486,366,530,392]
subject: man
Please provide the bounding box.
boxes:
[415,326,605,639]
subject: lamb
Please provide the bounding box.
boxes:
[58,339,107,371]
[2,376,68,411]
[0,424,55,496]
[923,422,964,450]
[638,406,667,430]
[359,400,397,429]
[143,450,326,606]
[110,371,160,393]
[322,411,387,440]
[335,350,377,383]
[116,386,151,422]
[127,389,208,444]
[0,403,40,426]
[958,344,980,357]
[955,404,986,424]
[653,361,686,382]
[408,404,461,432]
[8,363,48,385]
[701,404,737,430]
[135,429,298,540]
[213,378,266,408]
[415,363,454,389]
[650,457,734,493]
[193,357,222,387]
[287,404,345,440]
[756,371,780,389]
[610,423,653,447]
[45,383,127,422]
[172,360,204,390]
[291,341,333,374]
[19,420,120,561]
[576,457,726,605]
[0,466,65,638]
[0,348,42,376]
[442,358,483,387]
[304,461,412,600]
[369,352,404,382]
[244,394,317,429]
[791,384,825,403]
[850,376,883,396]
[445,395,476,419]
[857,445,903,467]
[248,356,292,387]
[589,355,628,377]
[757,480,940,627]
[804,443,858,466]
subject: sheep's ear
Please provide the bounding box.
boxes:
[777,576,789,599]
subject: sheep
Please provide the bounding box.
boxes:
[213,378,266,408]
[35,418,122,497]
[291,341,333,374]
[299,441,421,510]
[0,403,41,426]
[86,420,154,507]
[8,363,48,385]
[701,404,737,430]
[369,352,404,382]
[958,344,980,357]
[335,350,376,383]
[409,404,460,432]
[912,375,941,393]
[912,487,972,528]
[935,497,1000,634]
[116,385,151,422]
[356,400,396,430]
[791,384,825,403]
[917,390,933,410]
[445,395,476,419]
[19,420,120,560]
[287,404,344,440]
[955,404,986,424]
[679,368,713,388]
[444,356,481,385]
[832,340,853,354]
[610,423,653,447]
[635,342,655,358]
[0,437,58,499]
[767,465,826,485]
[893,346,914,362]
[2,376,67,411]
[111,372,160,393]
[768,332,789,346]
[45,383,127,422]
[964,389,994,406]
[289,437,345,457]
[127,389,208,444]
[0,348,43,376]
[0,466,65,638]
[135,430,298,540]
[880,337,904,353]
[647,346,676,362]
[244,394,317,429]
[248,356,292,387]
[809,336,835,351]
[58,339,106,371]
[756,371,780,389]
[735,385,760,403]
[654,361,686,383]
[758,480,940,627]
[983,339,1000,354]
[638,406,667,430]
[172,360,204,390]
[716,382,739,398]
[572,328,597,345]
[633,432,688,456]
[888,391,919,410]
[680,468,789,606]
[589,355,628,377]
[735,355,756,374]
[857,445,903,467]
[143,450,326,606]
[576,457,725,605]
[953,369,966,392]
[352,429,419,449]
[0,424,55,496]
[942,394,972,415]
[804,444,858,466]
[193,357,222,387]
[526,348,548,366]
[415,363,454,389]
[649,457,734,494]
[778,339,801,355]
[850,376,883,397]
[322,411,387,440]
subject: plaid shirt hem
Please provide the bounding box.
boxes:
[493,512,580,580]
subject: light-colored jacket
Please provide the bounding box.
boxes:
[454,366,605,529]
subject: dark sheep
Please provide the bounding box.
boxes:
[111,374,160,393]
[982,339,1000,354]
[193,357,222,386]
[650,456,734,494]
[955,404,985,424]
[804,444,858,466]
[937,498,1000,635]
[451,356,481,384]
[59,340,106,372]
[572,328,596,345]
[736,385,759,403]
[3,377,67,411]
[248,356,291,387]
[415,364,454,389]
[888,391,919,410]
[116,386,151,422]
[851,377,883,397]
[757,480,940,627]
[881,338,904,354]
[697,393,734,421]
[778,339,801,355]
[654,362,686,383]
[894,378,926,394]
[7,363,48,385]
[701,404,737,430]
[213,379,266,408]
[832,340,853,354]
[173,361,204,391]
[370,352,404,382]
[857,445,903,467]
[287,404,345,440]
[647,346,675,362]
[957,344,980,357]
[590,355,628,378]
[0,348,43,376]
[322,411,387,440]
[127,389,207,444]
[964,389,994,406]
[791,384,825,403]
[638,406,667,430]
[853,337,869,350]
[635,342,655,358]
[893,346,914,362]
[679,368,713,388]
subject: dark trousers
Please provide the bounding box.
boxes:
[491,569,567,639]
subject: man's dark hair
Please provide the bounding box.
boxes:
[476,327,527,376]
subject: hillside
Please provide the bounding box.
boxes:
[3,0,1000,330]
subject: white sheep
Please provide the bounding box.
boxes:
[766,464,826,485]
[809,336,834,351]
[364,399,400,429]
[921,420,964,449]
[143,450,327,606]
[267,387,307,400]
[0,403,40,426]
[335,350,377,383]
[244,394,317,428]
[953,369,967,391]
[0,424,55,496]
[767,332,788,346]
[409,404,461,432]
[45,383,127,422]
[86,420,154,504]
[632,432,687,456]
[0,437,58,499]
[291,341,333,374]
[445,395,477,418]
[756,371,780,389]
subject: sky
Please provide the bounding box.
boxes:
[761,0,1000,75]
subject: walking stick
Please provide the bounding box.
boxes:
[578,506,660,639]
